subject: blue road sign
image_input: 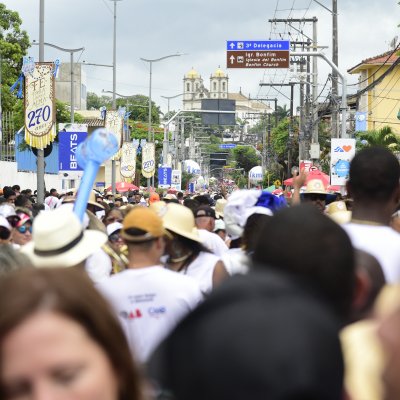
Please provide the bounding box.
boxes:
[219,143,237,149]
[227,40,290,51]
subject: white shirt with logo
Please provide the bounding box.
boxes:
[343,223,400,283]
[97,266,202,363]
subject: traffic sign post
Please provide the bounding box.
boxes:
[226,40,290,69]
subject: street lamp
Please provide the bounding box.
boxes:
[102,89,149,141]
[161,92,185,119]
[32,41,85,123]
[140,53,184,188]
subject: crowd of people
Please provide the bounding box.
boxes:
[0,146,400,399]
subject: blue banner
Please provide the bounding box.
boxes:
[158,167,172,187]
[355,112,367,132]
[227,40,290,51]
[59,131,87,171]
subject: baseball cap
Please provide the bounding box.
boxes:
[149,192,160,204]
[121,207,171,242]
[194,205,216,219]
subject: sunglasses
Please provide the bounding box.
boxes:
[17,225,32,234]
[109,232,122,243]
[305,194,326,202]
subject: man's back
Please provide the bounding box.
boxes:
[98,266,202,362]
[343,223,400,283]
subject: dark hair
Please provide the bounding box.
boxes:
[194,195,211,206]
[348,146,400,202]
[243,213,272,253]
[252,204,355,321]
[14,195,31,208]
[3,189,15,199]
[11,185,20,192]
[183,198,200,214]
[50,188,58,195]
[31,203,45,218]
[177,192,184,199]
[353,249,385,320]
[0,268,142,400]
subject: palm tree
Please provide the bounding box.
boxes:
[274,104,290,122]
[357,126,400,152]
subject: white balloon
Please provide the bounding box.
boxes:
[248,166,263,184]
[184,159,201,177]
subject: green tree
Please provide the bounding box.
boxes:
[116,94,160,125]
[232,145,260,173]
[356,126,400,152]
[86,92,112,110]
[0,4,30,114]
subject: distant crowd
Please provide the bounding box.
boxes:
[0,146,400,400]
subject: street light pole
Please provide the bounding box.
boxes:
[37,0,45,204]
[32,42,85,123]
[161,93,185,168]
[140,53,184,189]
[110,0,122,194]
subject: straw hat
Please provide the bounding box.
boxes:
[214,198,227,219]
[21,208,107,268]
[161,203,202,243]
[88,191,105,210]
[325,201,351,225]
[303,179,327,195]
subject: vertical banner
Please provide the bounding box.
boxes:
[105,111,123,158]
[58,123,88,180]
[120,142,137,180]
[158,167,172,188]
[141,142,155,179]
[171,169,182,191]
[330,138,356,185]
[24,63,56,149]
[355,112,367,132]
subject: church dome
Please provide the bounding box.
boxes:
[212,67,226,78]
[185,68,200,79]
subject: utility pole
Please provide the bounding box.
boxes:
[37,0,45,204]
[110,0,121,195]
[332,0,339,138]
[312,17,319,147]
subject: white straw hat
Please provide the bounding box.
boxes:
[161,203,202,243]
[21,208,107,268]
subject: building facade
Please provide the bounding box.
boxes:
[348,50,400,134]
[55,62,88,111]
[182,67,271,128]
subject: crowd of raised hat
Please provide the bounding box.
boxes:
[1,146,400,400]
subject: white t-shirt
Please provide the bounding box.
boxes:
[181,251,221,294]
[97,266,202,363]
[198,229,228,256]
[85,248,112,284]
[343,223,400,283]
[221,248,250,276]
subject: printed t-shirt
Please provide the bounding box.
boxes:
[97,266,202,363]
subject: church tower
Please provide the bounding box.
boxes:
[183,68,204,110]
[209,66,229,99]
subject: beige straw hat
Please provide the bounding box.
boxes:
[161,203,203,243]
[21,208,107,268]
